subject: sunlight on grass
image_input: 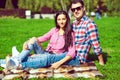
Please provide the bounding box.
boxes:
[102,48,114,54]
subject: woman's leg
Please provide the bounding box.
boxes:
[6,42,45,70]
[33,42,44,54]
[21,52,66,69]
[11,44,33,62]
[6,44,34,70]
[21,52,80,69]
[21,54,48,69]
[11,42,44,62]
[48,52,80,66]
[0,59,6,67]
[0,59,5,64]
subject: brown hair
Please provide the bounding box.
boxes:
[54,11,73,51]
[70,0,84,8]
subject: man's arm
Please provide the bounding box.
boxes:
[98,53,104,65]
[87,23,104,65]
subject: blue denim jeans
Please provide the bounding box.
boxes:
[21,52,80,69]
[0,59,5,65]
[18,42,80,69]
[1,42,80,69]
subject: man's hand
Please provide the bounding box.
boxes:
[98,54,105,66]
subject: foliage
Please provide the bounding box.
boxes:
[18,0,71,12]
[106,0,120,12]
[83,0,119,16]
[5,0,14,9]
[3,0,120,16]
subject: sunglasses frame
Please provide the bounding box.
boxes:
[71,6,83,12]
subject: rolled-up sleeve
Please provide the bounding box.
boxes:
[87,23,102,55]
[37,28,56,42]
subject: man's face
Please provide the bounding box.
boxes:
[71,2,85,20]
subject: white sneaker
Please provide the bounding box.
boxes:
[6,57,19,70]
[12,46,20,57]
[6,56,15,70]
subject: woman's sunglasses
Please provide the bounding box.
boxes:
[71,6,83,12]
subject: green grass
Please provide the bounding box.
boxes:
[0,17,120,80]
[0,18,54,58]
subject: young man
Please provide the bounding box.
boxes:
[70,0,104,65]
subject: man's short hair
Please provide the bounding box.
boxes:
[70,0,84,7]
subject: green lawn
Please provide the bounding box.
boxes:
[0,17,120,80]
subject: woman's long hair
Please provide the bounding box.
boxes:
[54,11,73,51]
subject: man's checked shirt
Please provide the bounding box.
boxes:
[72,15,102,63]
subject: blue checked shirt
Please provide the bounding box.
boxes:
[72,15,102,63]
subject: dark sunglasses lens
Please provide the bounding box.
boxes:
[76,7,81,11]
[71,6,82,12]
[71,8,75,12]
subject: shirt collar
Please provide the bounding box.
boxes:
[74,15,88,23]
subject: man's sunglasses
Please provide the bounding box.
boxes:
[71,6,83,12]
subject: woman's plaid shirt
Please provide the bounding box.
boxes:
[72,15,102,63]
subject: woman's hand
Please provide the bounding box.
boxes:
[51,61,62,69]
[23,41,28,50]
[23,37,38,50]
[51,56,72,69]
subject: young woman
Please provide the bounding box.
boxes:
[4,11,80,70]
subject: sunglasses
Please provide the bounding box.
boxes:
[71,6,83,12]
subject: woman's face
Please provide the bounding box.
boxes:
[57,14,67,29]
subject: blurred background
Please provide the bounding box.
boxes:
[0,0,119,19]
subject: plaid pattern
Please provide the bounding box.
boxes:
[0,61,103,79]
[72,15,102,63]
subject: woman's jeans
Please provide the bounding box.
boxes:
[1,42,80,69]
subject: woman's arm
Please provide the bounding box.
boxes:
[51,56,72,69]
[22,28,57,50]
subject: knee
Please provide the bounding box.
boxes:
[28,37,37,45]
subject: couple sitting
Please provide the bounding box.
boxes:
[0,0,104,70]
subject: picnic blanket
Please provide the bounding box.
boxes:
[0,61,103,79]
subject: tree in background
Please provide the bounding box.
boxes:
[5,0,14,9]
[0,0,6,8]
[1,0,119,16]
[18,0,71,12]
[107,0,120,12]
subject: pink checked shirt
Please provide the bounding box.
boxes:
[38,28,76,58]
